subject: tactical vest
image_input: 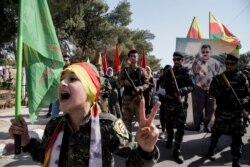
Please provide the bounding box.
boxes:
[216,71,248,110]
[163,66,191,98]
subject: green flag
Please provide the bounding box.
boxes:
[21,0,64,123]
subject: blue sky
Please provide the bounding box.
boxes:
[106,0,250,66]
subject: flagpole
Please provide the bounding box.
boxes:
[209,12,211,38]
[14,0,24,155]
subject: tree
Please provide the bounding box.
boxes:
[0,0,162,69]
[0,0,18,57]
[107,0,132,26]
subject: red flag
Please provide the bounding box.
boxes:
[103,48,108,73]
[140,49,146,68]
[114,44,120,71]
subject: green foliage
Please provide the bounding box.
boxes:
[239,51,250,70]
[107,1,132,26]
[0,0,161,68]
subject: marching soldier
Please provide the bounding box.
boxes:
[161,51,194,164]
[118,49,149,132]
[97,64,112,112]
[206,54,250,167]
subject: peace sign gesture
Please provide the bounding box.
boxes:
[135,99,161,152]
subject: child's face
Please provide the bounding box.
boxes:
[58,71,88,113]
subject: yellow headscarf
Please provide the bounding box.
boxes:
[63,62,100,105]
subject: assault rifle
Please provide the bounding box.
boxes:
[169,67,183,104]
[168,67,185,115]
[221,74,250,123]
[124,68,142,97]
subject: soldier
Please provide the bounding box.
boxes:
[97,64,112,112]
[118,49,149,132]
[241,65,250,130]
[156,68,167,139]
[206,54,250,167]
[9,62,161,167]
[161,51,194,164]
[143,66,155,115]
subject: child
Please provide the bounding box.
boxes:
[9,62,160,167]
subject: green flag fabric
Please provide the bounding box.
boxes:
[22,0,64,123]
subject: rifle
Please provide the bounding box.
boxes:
[221,74,250,123]
[124,68,142,97]
[169,67,183,103]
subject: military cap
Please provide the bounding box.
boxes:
[225,54,239,61]
[173,51,183,58]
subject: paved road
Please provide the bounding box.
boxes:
[0,107,250,167]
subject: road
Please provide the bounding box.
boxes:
[0,106,250,167]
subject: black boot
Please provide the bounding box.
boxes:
[206,145,216,161]
[173,149,184,164]
[165,140,172,149]
[232,160,241,167]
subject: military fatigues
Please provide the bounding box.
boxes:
[207,70,250,164]
[143,76,154,115]
[22,113,159,167]
[118,66,149,132]
[161,66,194,152]
[99,76,112,111]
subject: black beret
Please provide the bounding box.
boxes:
[226,54,239,61]
[128,49,138,57]
[173,51,183,58]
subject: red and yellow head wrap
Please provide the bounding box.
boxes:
[44,62,103,167]
[63,62,100,105]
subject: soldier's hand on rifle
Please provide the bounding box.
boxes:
[239,98,248,105]
[123,80,131,86]
[136,99,161,153]
[179,87,188,96]
[136,87,143,94]
[174,92,182,102]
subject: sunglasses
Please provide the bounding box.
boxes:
[225,62,236,66]
[202,51,209,54]
[173,58,181,61]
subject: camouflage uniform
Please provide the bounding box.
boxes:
[207,70,250,164]
[143,76,154,115]
[118,66,149,132]
[99,76,112,110]
[22,113,159,167]
[161,66,194,152]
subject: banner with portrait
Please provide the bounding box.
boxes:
[175,38,237,131]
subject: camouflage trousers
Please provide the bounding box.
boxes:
[210,110,244,161]
[122,95,141,132]
[165,102,188,148]
[210,130,243,161]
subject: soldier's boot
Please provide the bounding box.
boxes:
[172,143,184,164]
[173,149,184,164]
[232,160,241,167]
[206,145,216,161]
